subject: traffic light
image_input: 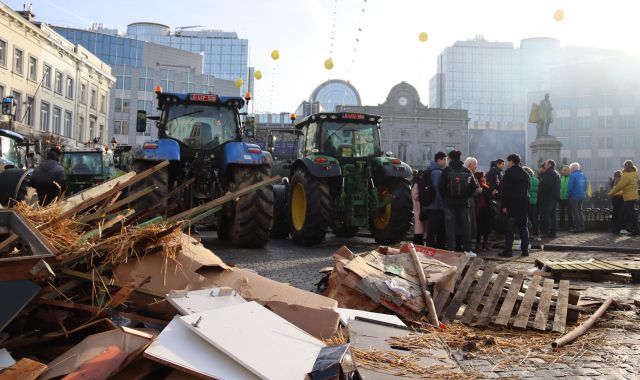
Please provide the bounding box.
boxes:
[2,96,15,116]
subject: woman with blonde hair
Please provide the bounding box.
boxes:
[608,160,639,235]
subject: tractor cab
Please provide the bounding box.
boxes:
[60,146,118,195]
[0,128,25,170]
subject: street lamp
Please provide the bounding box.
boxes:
[2,96,16,130]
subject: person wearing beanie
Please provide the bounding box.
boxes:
[31,150,66,206]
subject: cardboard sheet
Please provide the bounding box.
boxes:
[0,348,15,369]
[41,327,154,380]
[167,287,247,315]
[333,307,406,328]
[179,301,325,380]
[261,300,339,340]
[144,317,258,380]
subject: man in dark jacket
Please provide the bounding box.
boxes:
[499,154,530,257]
[538,159,561,238]
[438,150,478,257]
[31,150,66,206]
[421,151,447,248]
[486,159,505,199]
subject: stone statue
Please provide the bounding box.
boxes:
[535,93,553,139]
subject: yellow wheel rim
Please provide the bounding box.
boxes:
[372,188,392,230]
[291,182,307,231]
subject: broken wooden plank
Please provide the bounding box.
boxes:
[443,258,483,321]
[0,233,19,253]
[514,275,541,329]
[476,269,509,326]
[552,280,570,333]
[533,278,555,331]
[434,255,470,315]
[460,264,496,324]
[0,358,47,380]
[495,272,525,326]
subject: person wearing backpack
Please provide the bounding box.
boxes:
[438,150,478,257]
[420,151,447,248]
[411,169,425,245]
[499,154,531,257]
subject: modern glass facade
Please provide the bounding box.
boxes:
[308,79,362,114]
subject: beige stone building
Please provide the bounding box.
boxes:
[0,3,114,149]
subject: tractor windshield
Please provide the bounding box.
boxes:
[164,104,237,149]
[62,152,104,175]
[321,122,380,158]
[0,136,21,167]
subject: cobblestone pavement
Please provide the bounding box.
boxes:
[200,231,640,379]
[543,231,640,249]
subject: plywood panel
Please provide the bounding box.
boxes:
[180,302,324,380]
[167,288,246,315]
[333,307,406,327]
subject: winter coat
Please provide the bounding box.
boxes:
[486,166,503,198]
[560,175,570,200]
[31,159,66,206]
[501,164,530,220]
[608,170,639,201]
[425,161,444,210]
[568,170,588,201]
[529,175,539,205]
[539,168,561,202]
[411,183,424,234]
[438,160,477,208]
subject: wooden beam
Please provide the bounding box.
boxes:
[0,358,47,380]
[0,233,19,253]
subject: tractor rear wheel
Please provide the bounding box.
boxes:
[228,165,274,248]
[289,170,330,246]
[270,184,290,239]
[370,179,413,244]
[0,169,31,207]
[130,160,169,217]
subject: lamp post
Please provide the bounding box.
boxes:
[2,96,16,130]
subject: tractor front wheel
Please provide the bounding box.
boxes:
[289,170,330,246]
[370,179,413,244]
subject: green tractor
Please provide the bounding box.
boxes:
[271,112,413,246]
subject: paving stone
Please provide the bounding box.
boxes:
[534,369,568,377]
[570,368,601,376]
[497,371,535,378]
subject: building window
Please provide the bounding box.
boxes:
[66,77,74,99]
[577,136,591,150]
[52,107,62,135]
[398,144,407,162]
[89,119,96,141]
[100,94,106,113]
[43,64,52,89]
[13,48,24,75]
[598,115,612,129]
[28,56,37,81]
[77,115,84,141]
[445,145,455,152]
[54,71,63,94]
[114,120,129,135]
[577,117,591,129]
[0,84,4,101]
[621,115,634,129]
[64,111,72,137]
[597,136,613,149]
[80,83,87,104]
[10,91,21,122]
[137,100,152,112]
[0,39,6,68]
[90,88,97,109]
[26,96,35,127]
[619,135,634,150]
[116,73,131,90]
[115,98,130,113]
[138,78,154,92]
[40,102,50,132]
[423,144,433,165]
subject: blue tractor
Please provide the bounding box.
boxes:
[133,90,274,248]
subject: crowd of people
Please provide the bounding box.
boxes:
[411,150,640,258]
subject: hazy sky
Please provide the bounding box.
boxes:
[5,0,638,112]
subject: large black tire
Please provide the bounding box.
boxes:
[0,169,31,207]
[130,160,169,216]
[369,179,413,244]
[228,165,274,248]
[271,184,290,239]
[289,170,331,246]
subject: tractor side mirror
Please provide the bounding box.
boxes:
[385,151,393,157]
[136,110,147,133]
[244,116,256,139]
[266,134,276,152]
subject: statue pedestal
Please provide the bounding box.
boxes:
[530,135,562,167]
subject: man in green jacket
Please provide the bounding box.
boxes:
[558,165,572,230]
[524,166,541,241]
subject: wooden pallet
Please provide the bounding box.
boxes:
[439,258,572,333]
[536,259,640,282]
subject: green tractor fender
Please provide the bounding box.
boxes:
[291,154,342,178]
[370,157,412,184]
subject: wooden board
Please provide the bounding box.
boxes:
[460,264,496,325]
[552,280,570,333]
[475,269,509,326]
[443,258,483,321]
[180,301,324,380]
[533,278,555,331]
[144,318,258,380]
[434,255,470,315]
[494,272,525,326]
[0,358,46,380]
[513,275,541,329]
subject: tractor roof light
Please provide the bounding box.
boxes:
[290,113,297,122]
[329,115,338,119]
[154,85,163,94]
[245,92,252,101]
[319,114,328,119]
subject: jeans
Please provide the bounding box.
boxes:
[540,199,558,236]
[425,209,446,249]
[569,199,585,232]
[558,199,572,229]
[611,197,624,232]
[443,205,472,252]
[614,200,640,234]
[504,215,530,253]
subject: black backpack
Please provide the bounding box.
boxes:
[418,168,437,207]
[447,168,471,199]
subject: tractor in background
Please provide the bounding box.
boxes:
[0,128,30,206]
[133,89,274,248]
[270,112,413,246]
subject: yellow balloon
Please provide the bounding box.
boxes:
[271,50,280,60]
[324,58,334,70]
[418,32,429,42]
[254,70,262,80]
[234,78,243,88]
[554,9,564,22]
